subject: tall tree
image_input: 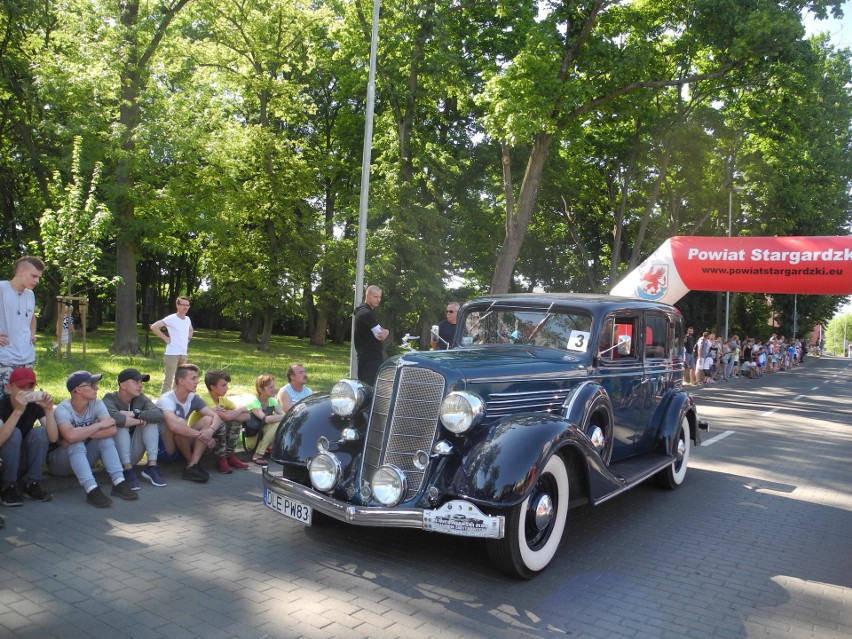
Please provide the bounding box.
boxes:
[478,0,845,293]
[110,0,193,354]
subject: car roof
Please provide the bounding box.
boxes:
[462,293,679,315]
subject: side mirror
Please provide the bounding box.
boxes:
[617,335,631,356]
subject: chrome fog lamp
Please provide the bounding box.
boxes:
[330,379,367,416]
[372,465,406,506]
[308,452,342,492]
[439,391,485,434]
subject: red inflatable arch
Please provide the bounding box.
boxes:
[610,236,852,305]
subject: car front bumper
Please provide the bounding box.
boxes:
[262,467,504,538]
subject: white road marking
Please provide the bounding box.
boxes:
[793,394,803,401]
[701,430,735,446]
[761,407,781,416]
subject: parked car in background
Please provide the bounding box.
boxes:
[263,294,708,578]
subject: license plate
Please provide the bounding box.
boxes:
[423,500,503,539]
[264,488,312,525]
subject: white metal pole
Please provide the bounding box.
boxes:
[724,188,732,339]
[350,0,381,378]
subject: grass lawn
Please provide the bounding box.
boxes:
[32,324,352,402]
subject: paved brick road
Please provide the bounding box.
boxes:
[1,358,850,639]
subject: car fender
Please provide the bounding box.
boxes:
[455,414,603,508]
[652,391,699,452]
[271,393,369,465]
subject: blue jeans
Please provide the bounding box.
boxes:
[114,423,164,466]
[47,438,124,493]
[0,426,49,484]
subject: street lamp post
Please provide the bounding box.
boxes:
[724,185,744,339]
[350,0,381,377]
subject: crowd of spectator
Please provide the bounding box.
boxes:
[0,362,313,528]
[686,328,806,385]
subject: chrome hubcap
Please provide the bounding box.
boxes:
[532,493,554,531]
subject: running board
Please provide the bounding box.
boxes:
[591,453,673,505]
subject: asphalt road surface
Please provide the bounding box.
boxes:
[1,356,850,639]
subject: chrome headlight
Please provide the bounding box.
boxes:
[372,465,406,506]
[330,379,368,416]
[308,452,342,492]
[439,391,485,434]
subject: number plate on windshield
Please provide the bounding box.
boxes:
[265,488,312,525]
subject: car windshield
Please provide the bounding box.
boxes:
[457,306,594,354]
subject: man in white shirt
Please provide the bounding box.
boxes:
[0,256,44,391]
[150,296,193,395]
[276,363,313,406]
[157,364,222,482]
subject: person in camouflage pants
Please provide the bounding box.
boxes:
[189,370,250,474]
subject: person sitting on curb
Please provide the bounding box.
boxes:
[190,369,250,474]
[47,371,138,508]
[247,374,285,465]
[275,363,313,406]
[102,368,167,489]
[0,367,58,506]
[157,364,223,482]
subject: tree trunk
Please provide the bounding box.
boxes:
[490,132,554,293]
[312,312,328,347]
[258,306,274,352]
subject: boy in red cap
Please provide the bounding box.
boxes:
[0,367,58,506]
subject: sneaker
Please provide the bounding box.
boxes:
[141,466,167,487]
[0,484,23,507]
[182,465,209,483]
[111,481,139,500]
[216,456,233,474]
[226,454,249,470]
[86,487,112,508]
[123,468,141,491]
[22,481,52,502]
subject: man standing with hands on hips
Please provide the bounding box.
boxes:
[354,285,389,386]
[150,296,193,396]
[0,257,44,391]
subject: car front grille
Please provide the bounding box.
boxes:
[362,365,445,502]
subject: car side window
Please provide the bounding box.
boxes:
[598,316,638,361]
[644,313,669,360]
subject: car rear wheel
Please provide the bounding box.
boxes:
[486,454,570,579]
[655,416,691,489]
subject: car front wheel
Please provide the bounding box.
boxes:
[487,453,570,579]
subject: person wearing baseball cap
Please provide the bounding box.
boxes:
[103,368,167,489]
[47,370,138,507]
[0,367,58,506]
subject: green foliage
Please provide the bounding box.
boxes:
[824,313,852,355]
[38,137,118,297]
[1,0,851,346]
[31,322,350,402]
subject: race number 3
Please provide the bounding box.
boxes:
[567,330,591,352]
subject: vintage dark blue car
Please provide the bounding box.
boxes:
[262,294,707,578]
